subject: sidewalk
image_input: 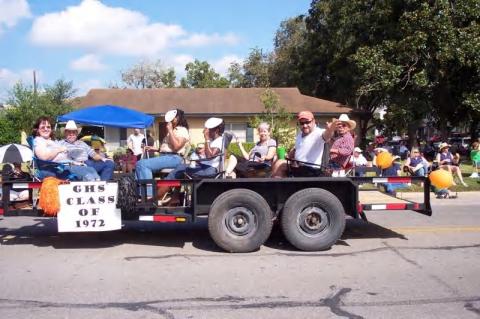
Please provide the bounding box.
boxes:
[397,191,480,205]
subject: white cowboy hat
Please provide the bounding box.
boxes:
[337,114,356,130]
[205,117,223,129]
[164,109,177,123]
[64,120,80,132]
[354,147,362,153]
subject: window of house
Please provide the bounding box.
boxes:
[225,123,248,141]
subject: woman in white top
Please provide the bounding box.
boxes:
[135,109,190,195]
[166,117,225,180]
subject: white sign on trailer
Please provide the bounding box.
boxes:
[57,181,121,232]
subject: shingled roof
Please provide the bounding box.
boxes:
[76,87,352,116]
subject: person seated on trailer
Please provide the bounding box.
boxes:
[271,110,336,178]
[326,113,355,177]
[58,120,113,181]
[436,142,468,186]
[31,116,79,180]
[135,108,190,196]
[235,122,277,178]
[404,147,429,177]
[165,117,224,179]
[120,148,137,173]
[189,143,206,162]
[158,117,225,204]
[350,147,368,176]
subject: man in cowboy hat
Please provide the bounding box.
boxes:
[327,113,356,175]
[58,120,114,181]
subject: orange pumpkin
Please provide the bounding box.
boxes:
[376,152,394,169]
[429,169,454,189]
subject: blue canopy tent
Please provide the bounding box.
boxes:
[58,105,155,157]
[57,105,154,128]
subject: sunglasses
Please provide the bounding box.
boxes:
[298,120,312,126]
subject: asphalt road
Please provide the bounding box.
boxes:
[0,195,479,319]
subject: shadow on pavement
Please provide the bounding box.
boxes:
[0,216,406,253]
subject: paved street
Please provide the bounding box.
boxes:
[0,194,479,319]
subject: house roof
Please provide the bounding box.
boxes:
[76,87,352,117]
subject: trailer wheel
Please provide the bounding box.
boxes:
[281,188,345,251]
[208,189,273,253]
[116,173,137,220]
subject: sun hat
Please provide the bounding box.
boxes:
[205,117,223,129]
[164,109,177,123]
[297,110,314,121]
[438,142,451,150]
[354,147,362,153]
[337,114,356,130]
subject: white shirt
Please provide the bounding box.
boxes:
[159,126,190,155]
[350,153,368,166]
[294,126,325,166]
[128,133,144,156]
[202,135,223,169]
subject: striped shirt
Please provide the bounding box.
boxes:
[58,139,96,162]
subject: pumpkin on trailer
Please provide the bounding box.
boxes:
[429,169,454,189]
[376,151,394,169]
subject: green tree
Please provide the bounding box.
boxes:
[180,59,229,88]
[249,89,296,150]
[1,80,75,143]
[242,48,272,88]
[227,62,244,88]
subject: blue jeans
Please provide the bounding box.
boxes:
[136,154,183,196]
[166,163,217,180]
[68,165,100,181]
[413,167,426,177]
[85,159,114,181]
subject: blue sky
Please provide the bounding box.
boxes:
[0,0,310,102]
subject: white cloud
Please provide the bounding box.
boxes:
[29,0,239,56]
[211,54,241,76]
[0,0,31,35]
[70,54,107,71]
[76,78,102,96]
[0,68,42,102]
[178,32,240,47]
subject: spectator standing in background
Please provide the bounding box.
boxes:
[127,128,145,161]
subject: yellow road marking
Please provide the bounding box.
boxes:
[391,226,480,233]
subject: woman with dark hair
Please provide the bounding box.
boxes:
[31,116,68,179]
[135,108,190,196]
[157,117,224,205]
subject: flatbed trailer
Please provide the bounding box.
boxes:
[1,172,432,253]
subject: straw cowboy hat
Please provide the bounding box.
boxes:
[438,142,451,150]
[64,120,81,133]
[337,114,356,130]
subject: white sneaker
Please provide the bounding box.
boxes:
[469,172,478,178]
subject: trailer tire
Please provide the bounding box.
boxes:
[281,188,345,251]
[115,173,137,220]
[208,189,273,253]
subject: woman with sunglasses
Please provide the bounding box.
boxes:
[404,147,429,176]
[31,116,71,179]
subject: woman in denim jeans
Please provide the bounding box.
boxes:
[135,109,190,195]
